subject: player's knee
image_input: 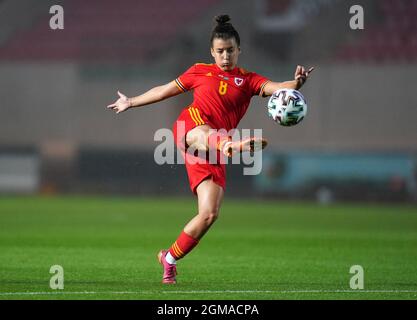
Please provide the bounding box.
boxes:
[201,210,219,226]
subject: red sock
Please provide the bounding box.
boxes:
[208,131,230,152]
[169,231,199,260]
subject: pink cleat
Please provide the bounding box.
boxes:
[157,250,177,284]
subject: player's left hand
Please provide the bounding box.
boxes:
[294,65,314,86]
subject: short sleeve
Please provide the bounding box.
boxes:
[174,65,198,92]
[247,72,270,97]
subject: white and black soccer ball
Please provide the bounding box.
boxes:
[267,89,307,126]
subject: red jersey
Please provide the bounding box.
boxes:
[174,63,270,131]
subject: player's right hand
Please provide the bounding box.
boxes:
[107,91,131,114]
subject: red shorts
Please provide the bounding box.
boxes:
[173,106,226,194]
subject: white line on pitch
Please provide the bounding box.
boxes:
[1,290,417,296]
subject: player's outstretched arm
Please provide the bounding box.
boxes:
[107,81,182,114]
[263,65,314,97]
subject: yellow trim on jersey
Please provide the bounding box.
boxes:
[193,108,205,125]
[190,108,203,126]
[259,80,270,97]
[188,107,201,126]
[195,62,213,66]
[188,107,205,126]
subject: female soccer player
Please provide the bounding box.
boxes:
[107,15,313,284]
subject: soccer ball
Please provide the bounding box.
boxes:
[267,89,307,126]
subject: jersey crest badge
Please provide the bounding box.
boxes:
[234,77,244,86]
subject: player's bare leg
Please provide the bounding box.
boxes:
[184,179,224,239]
[158,179,223,284]
[185,124,211,153]
[186,125,268,158]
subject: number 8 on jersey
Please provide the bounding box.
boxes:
[218,80,228,95]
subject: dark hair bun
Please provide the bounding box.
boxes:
[215,15,231,25]
[210,14,240,47]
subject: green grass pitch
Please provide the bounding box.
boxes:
[0,196,416,300]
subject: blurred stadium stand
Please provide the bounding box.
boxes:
[0,146,40,193]
[0,0,220,62]
[255,0,342,32]
[257,152,417,202]
[335,0,417,62]
[0,0,416,202]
